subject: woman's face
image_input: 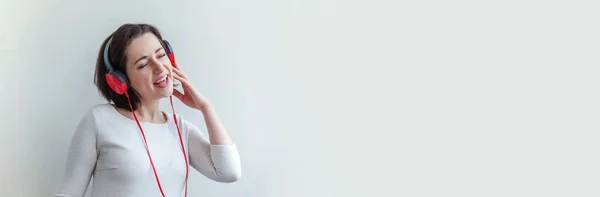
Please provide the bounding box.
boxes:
[124,32,174,101]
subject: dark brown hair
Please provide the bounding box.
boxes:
[94,23,165,111]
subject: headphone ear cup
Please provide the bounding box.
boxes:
[106,71,129,95]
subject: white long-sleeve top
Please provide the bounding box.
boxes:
[54,103,241,197]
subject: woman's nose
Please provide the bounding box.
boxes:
[151,59,167,74]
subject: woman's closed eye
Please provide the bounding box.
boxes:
[137,54,167,69]
[137,62,148,69]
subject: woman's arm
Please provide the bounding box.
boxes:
[184,111,242,183]
[54,110,98,197]
[170,59,241,182]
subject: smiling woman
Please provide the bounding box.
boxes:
[53,23,242,197]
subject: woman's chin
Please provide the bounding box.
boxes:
[155,88,174,98]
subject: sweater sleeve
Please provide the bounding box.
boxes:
[54,109,98,197]
[184,118,241,183]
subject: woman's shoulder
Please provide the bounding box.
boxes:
[71,103,114,135]
[90,103,116,112]
[83,103,114,115]
[78,103,119,122]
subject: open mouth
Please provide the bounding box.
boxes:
[153,75,169,87]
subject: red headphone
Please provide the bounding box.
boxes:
[103,37,189,197]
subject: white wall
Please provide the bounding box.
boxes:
[1,0,599,196]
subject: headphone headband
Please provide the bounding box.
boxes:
[103,37,115,72]
[163,40,173,54]
[104,37,173,72]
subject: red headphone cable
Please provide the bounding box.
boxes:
[124,92,189,197]
[171,95,189,197]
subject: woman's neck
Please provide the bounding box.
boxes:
[135,102,165,123]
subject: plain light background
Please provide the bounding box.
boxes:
[1,0,599,196]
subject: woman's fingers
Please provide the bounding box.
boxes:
[173,73,189,85]
[172,66,188,79]
[173,89,184,100]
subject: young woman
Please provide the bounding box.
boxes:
[54,23,241,197]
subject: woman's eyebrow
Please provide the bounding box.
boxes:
[134,47,164,64]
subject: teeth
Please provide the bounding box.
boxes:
[155,76,167,84]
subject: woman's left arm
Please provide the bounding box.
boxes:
[171,62,241,182]
[183,112,241,183]
[170,61,234,145]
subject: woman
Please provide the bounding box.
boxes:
[54,23,241,197]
